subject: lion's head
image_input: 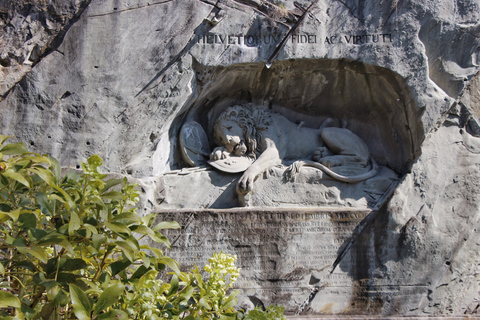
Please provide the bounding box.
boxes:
[213,105,271,159]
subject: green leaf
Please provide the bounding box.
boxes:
[28,167,55,185]
[152,221,181,231]
[18,212,36,229]
[29,228,47,240]
[17,246,48,263]
[37,302,56,320]
[68,211,81,235]
[114,240,136,262]
[51,185,76,210]
[14,260,37,272]
[129,265,150,280]
[198,296,210,309]
[2,169,30,187]
[0,135,13,145]
[0,208,21,221]
[42,258,58,275]
[84,223,98,235]
[102,178,124,192]
[69,283,93,320]
[93,283,124,315]
[181,285,194,302]
[12,236,26,247]
[57,272,81,284]
[105,221,131,237]
[0,212,9,223]
[109,259,131,276]
[47,193,66,203]
[101,191,123,201]
[61,258,88,272]
[149,247,163,258]
[92,234,106,250]
[130,225,156,239]
[0,142,28,155]
[0,290,21,308]
[97,309,128,320]
[48,155,61,183]
[47,285,69,306]
[158,256,180,275]
[167,275,179,297]
[111,212,141,224]
[221,294,238,310]
[37,237,74,255]
[0,262,4,276]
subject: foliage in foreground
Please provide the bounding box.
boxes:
[0,136,285,319]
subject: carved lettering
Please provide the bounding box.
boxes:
[197,32,393,46]
[157,208,373,292]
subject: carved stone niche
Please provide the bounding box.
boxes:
[161,59,423,209]
[151,59,425,315]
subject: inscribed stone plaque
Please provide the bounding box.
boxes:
[152,208,378,314]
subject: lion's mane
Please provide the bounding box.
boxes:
[213,105,272,160]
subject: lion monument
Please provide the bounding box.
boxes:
[209,105,378,195]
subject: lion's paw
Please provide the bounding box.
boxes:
[210,146,230,161]
[313,147,332,162]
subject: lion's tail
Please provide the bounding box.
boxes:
[286,158,378,183]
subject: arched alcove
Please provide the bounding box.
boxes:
[162,58,424,209]
[170,58,423,174]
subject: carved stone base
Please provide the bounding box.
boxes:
[151,207,415,316]
[240,166,398,208]
[158,166,398,210]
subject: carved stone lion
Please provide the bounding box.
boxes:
[210,105,377,195]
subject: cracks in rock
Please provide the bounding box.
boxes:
[214,45,231,64]
[296,283,327,315]
[197,0,219,6]
[135,2,219,97]
[383,8,396,27]
[334,0,364,25]
[331,180,399,274]
[232,0,298,25]
[266,0,318,64]
[293,183,399,314]
[1,0,92,101]
[87,0,176,18]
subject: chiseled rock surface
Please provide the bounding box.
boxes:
[0,0,90,98]
[1,0,480,316]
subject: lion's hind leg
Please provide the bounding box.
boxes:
[320,127,370,167]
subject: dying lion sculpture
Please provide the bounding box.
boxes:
[210,105,378,195]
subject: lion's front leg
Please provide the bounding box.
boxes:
[236,138,281,195]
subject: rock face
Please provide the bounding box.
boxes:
[1,0,480,316]
[0,0,90,97]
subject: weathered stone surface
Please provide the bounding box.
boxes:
[0,0,90,98]
[1,0,480,316]
[154,208,374,314]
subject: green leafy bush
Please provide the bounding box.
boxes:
[121,252,240,320]
[0,136,285,319]
[0,136,180,319]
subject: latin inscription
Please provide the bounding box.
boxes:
[155,209,374,285]
[151,209,380,312]
[196,32,393,46]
